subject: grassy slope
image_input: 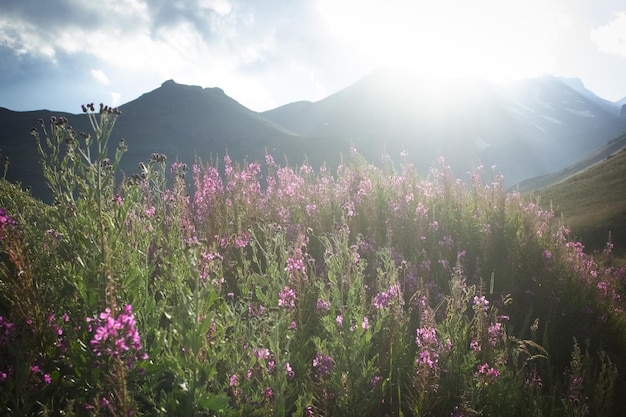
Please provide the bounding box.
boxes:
[530,147,626,255]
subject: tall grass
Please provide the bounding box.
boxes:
[0,106,624,416]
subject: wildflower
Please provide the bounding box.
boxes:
[475,363,500,385]
[313,353,334,378]
[43,373,52,384]
[373,284,401,310]
[264,387,273,400]
[415,327,442,374]
[0,316,15,346]
[470,339,481,352]
[487,322,504,346]
[417,349,438,369]
[316,298,330,312]
[88,305,147,368]
[450,405,465,417]
[473,295,489,315]
[248,303,266,317]
[100,396,110,410]
[336,315,343,326]
[370,375,381,388]
[253,347,270,360]
[234,231,250,248]
[0,208,17,241]
[229,374,238,387]
[278,286,296,309]
[439,235,454,247]
[415,327,438,348]
[362,316,369,330]
[285,362,295,379]
[525,369,543,388]
[286,256,306,276]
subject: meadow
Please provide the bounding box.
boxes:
[0,106,624,416]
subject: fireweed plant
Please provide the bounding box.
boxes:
[0,105,624,416]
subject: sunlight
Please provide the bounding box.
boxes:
[317,0,558,84]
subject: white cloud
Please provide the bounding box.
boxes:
[591,12,626,57]
[91,69,110,84]
[110,91,121,107]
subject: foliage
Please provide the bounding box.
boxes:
[0,107,624,416]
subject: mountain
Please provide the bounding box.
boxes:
[0,80,348,201]
[515,132,626,192]
[3,70,626,202]
[263,68,626,186]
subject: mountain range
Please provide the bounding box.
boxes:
[2,67,626,202]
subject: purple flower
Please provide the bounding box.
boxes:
[470,339,481,352]
[313,353,335,378]
[475,363,500,384]
[278,286,297,309]
[285,362,295,379]
[88,305,147,368]
[316,298,330,312]
[0,316,15,346]
[487,322,503,346]
[253,347,270,360]
[373,284,401,310]
[473,295,489,315]
[0,208,17,241]
[286,253,306,277]
[362,316,369,330]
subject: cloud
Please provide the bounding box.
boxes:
[591,12,626,57]
[110,92,121,107]
[91,69,110,84]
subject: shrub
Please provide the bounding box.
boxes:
[0,105,624,416]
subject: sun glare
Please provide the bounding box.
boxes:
[317,0,558,85]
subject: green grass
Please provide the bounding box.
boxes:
[531,148,626,256]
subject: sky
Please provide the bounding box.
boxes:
[1,0,626,113]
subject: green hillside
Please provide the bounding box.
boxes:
[531,147,626,255]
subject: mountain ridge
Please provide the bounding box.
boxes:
[2,70,626,202]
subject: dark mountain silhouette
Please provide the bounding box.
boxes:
[2,69,626,202]
[0,80,348,201]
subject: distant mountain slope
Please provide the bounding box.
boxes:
[515,132,626,192]
[263,68,626,186]
[0,80,347,201]
[530,145,626,254]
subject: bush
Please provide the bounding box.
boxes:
[0,106,624,416]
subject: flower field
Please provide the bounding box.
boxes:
[0,106,625,416]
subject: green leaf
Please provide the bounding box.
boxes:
[197,394,230,411]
